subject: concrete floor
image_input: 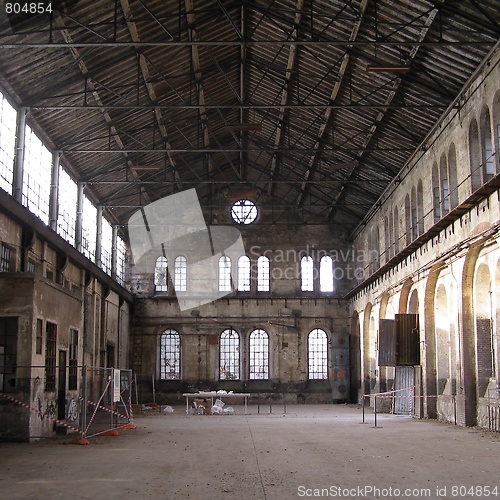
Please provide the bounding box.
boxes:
[0,404,499,499]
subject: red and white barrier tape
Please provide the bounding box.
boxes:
[0,392,84,436]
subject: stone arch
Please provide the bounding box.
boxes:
[408,288,419,314]
[399,278,414,314]
[435,284,450,395]
[379,292,390,320]
[362,302,373,395]
[423,263,443,418]
[461,244,483,426]
[379,292,395,393]
[474,262,493,397]
[350,310,361,403]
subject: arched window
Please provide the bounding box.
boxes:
[410,187,418,241]
[308,329,328,379]
[319,255,333,292]
[160,329,180,380]
[417,180,424,236]
[432,162,440,221]
[219,329,240,380]
[448,145,458,210]
[257,255,270,292]
[439,155,449,215]
[301,255,314,291]
[237,256,251,291]
[218,256,232,292]
[155,256,168,292]
[481,108,494,178]
[388,210,394,259]
[174,256,187,291]
[249,329,269,379]
[404,194,411,245]
[393,206,399,255]
[469,119,481,191]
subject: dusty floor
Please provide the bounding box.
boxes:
[0,404,499,499]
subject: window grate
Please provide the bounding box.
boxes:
[249,329,269,380]
[160,329,181,380]
[308,328,328,380]
[45,322,57,391]
[220,329,240,380]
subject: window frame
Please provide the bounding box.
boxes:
[219,328,240,380]
[230,199,258,225]
[237,255,251,292]
[249,329,269,380]
[160,329,181,380]
[308,328,329,380]
[174,255,187,292]
[300,255,314,292]
[154,256,168,292]
[218,255,232,292]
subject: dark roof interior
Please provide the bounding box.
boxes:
[0,0,498,236]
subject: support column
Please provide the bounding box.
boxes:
[13,107,28,203]
[49,150,62,231]
[75,182,84,253]
[95,206,103,268]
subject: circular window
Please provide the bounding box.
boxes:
[231,199,258,225]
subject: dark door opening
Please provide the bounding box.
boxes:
[57,350,67,421]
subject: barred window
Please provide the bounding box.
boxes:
[101,218,113,275]
[301,255,314,291]
[231,199,257,225]
[0,317,18,392]
[218,255,232,292]
[160,329,181,380]
[116,236,126,286]
[57,168,77,245]
[45,322,57,391]
[22,126,52,224]
[249,329,269,380]
[320,256,334,292]
[0,244,11,272]
[257,256,270,292]
[82,194,97,261]
[174,256,187,292]
[155,256,168,292]
[237,256,251,292]
[36,319,43,355]
[0,93,16,194]
[308,328,328,380]
[68,329,78,390]
[219,329,240,380]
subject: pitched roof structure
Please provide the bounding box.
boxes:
[0,0,498,234]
